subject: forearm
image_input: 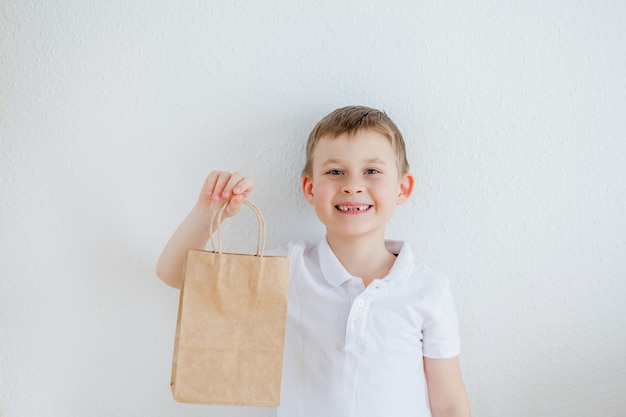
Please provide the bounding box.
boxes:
[156,204,217,288]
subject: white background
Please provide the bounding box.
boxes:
[1,1,625,416]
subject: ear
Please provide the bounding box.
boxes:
[396,172,415,205]
[301,175,315,205]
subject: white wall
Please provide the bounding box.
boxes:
[1,1,625,416]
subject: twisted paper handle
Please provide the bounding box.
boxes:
[209,199,267,256]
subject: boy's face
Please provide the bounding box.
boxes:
[302,130,414,241]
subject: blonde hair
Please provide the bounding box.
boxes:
[302,105,410,177]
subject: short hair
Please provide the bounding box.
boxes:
[302,105,410,177]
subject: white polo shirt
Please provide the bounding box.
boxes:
[272,238,461,417]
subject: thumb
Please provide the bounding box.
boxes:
[223,194,245,218]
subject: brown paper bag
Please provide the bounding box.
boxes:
[171,200,289,406]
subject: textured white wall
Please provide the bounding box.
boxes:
[1,1,625,416]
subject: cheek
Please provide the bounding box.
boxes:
[371,180,395,193]
[372,180,402,200]
[312,183,333,200]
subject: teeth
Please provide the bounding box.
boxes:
[337,205,370,211]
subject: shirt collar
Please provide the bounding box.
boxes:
[317,236,414,287]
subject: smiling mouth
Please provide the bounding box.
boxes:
[335,204,372,212]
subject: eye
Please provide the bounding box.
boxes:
[364,168,381,175]
[326,169,343,176]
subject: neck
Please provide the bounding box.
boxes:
[326,232,396,287]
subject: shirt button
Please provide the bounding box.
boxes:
[357,299,365,308]
[356,339,365,347]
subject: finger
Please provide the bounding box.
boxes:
[232,176,254,196]
[221,172,246,198]
[224,193,245,217]
[203,171,222,197]
[211,171,233,200]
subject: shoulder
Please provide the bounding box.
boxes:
[412,262,451,291]
[388,240,450,289]
[409,262,454,313]
[264,239,318,259]
[266,240,324,286]
[389,240,454,309]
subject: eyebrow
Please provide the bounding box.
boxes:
[320,158,388,166]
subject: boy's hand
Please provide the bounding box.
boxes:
[198,171,254,219]
[156,170,254,288]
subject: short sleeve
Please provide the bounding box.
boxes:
[421,282,461,359]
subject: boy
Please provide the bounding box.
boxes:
[157,106,471,417]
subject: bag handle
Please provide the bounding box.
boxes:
[209,199,267,256]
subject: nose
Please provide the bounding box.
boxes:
[341,176,364,194]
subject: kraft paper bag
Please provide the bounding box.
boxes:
[171,200,289,406]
